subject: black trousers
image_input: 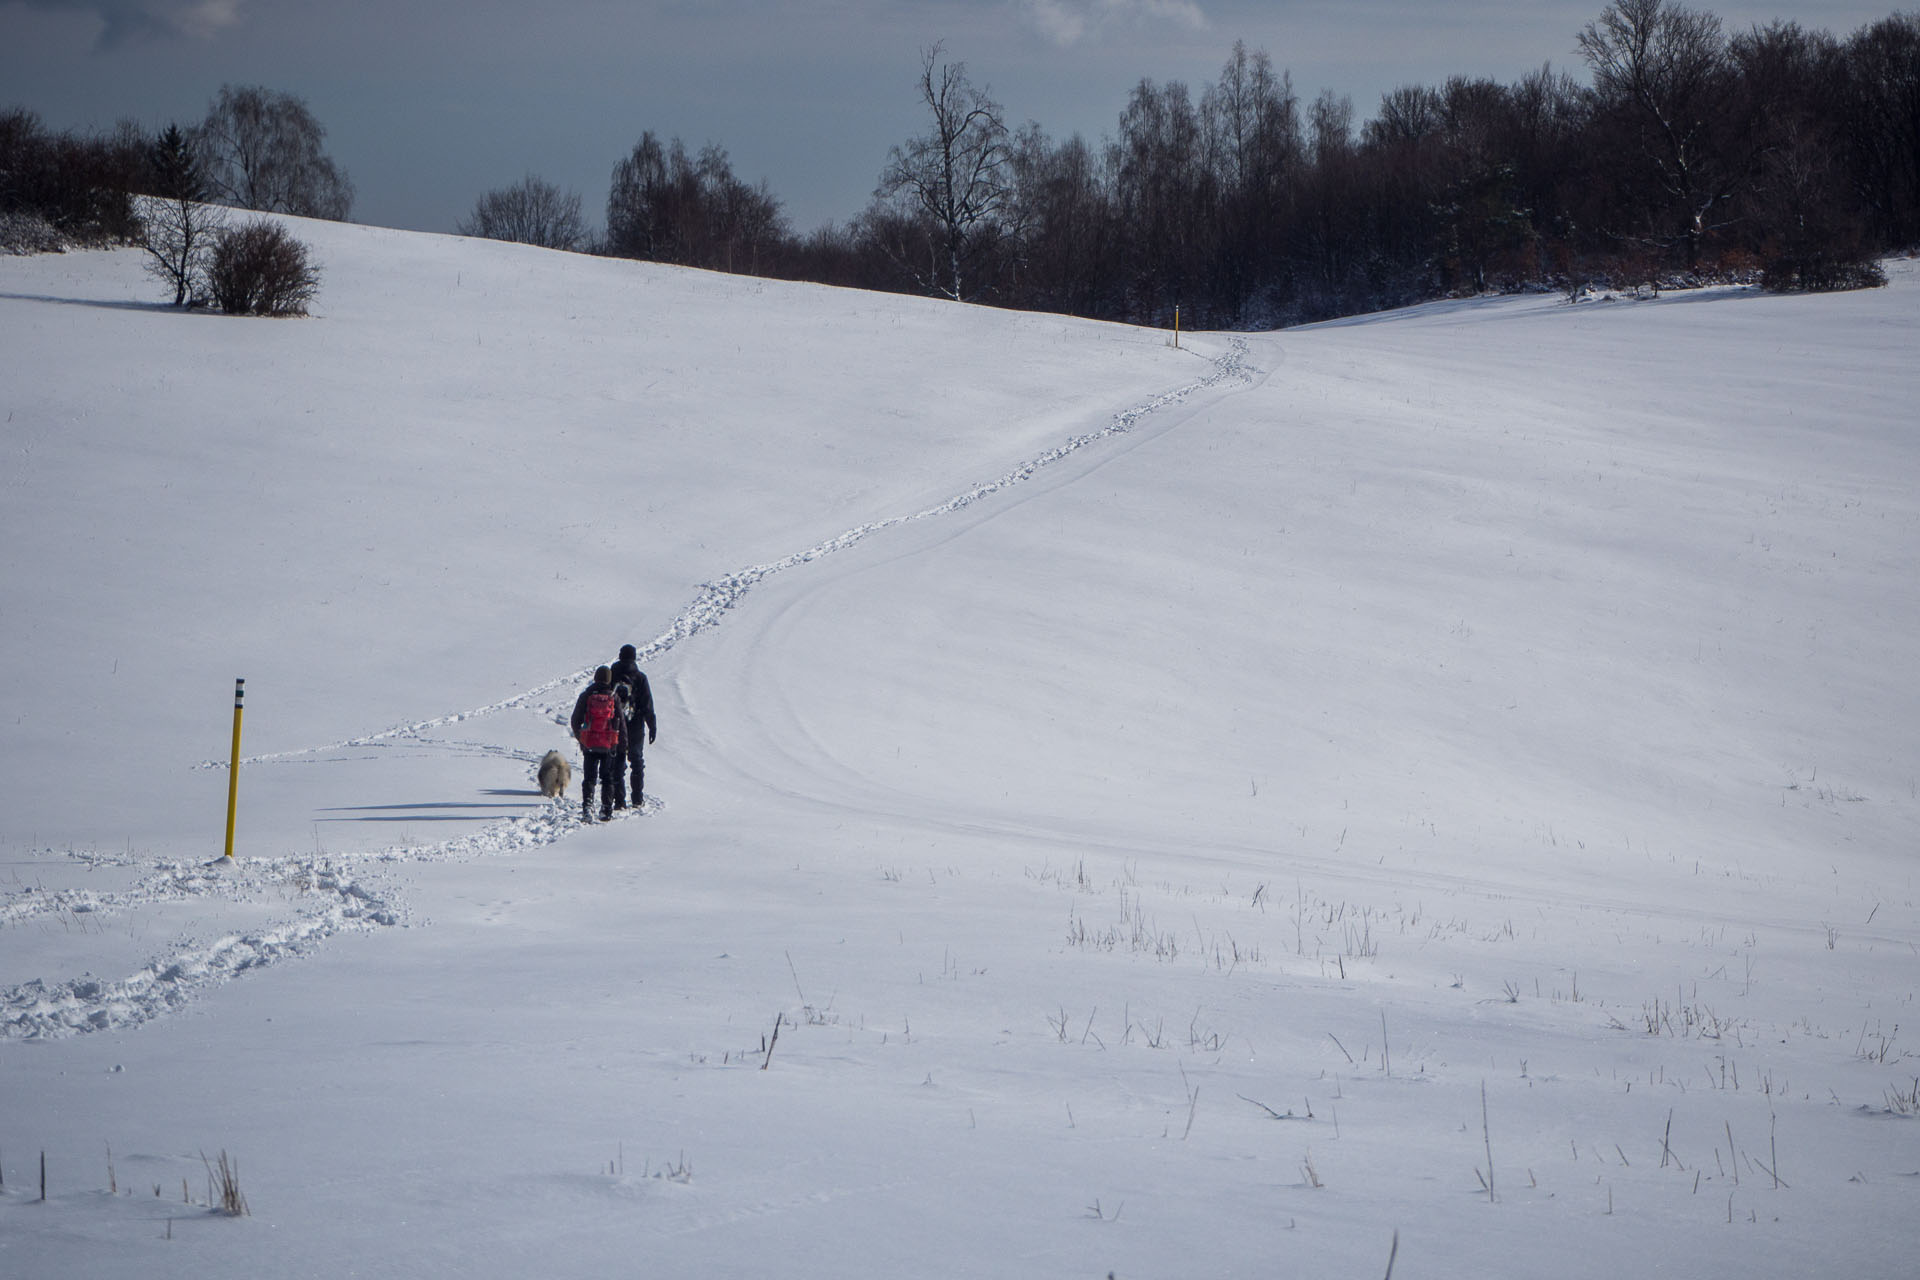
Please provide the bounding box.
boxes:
[582,749,616,816]
[619,730,645,806]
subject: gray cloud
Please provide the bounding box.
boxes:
[19,0,251,47]
[1016,0,1210,49]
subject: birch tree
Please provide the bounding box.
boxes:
[877,45,1014,301]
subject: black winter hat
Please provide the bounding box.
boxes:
[594,665,612,684]
[619,644,636,661]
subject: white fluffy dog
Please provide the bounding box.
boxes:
[537,749,572,799]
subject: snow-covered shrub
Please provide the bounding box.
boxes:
[208,219,320,316]
[1760,251,1888,293]
[0,210,66,255]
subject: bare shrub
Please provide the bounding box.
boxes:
[208,219,320,316]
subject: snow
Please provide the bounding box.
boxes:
[2,224,1917,1278]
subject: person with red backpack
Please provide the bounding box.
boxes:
[569,665,627,823]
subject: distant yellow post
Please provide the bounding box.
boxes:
[1174,305,1180,348]
[223,678,244,859]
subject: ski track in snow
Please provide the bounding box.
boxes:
[2,340,1249,1040]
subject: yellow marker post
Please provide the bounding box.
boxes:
[223,678,244,859]
[1174,305,1181,349]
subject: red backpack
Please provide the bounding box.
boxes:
[580,688,621,750]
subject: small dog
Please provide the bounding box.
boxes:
[537,749,572,799]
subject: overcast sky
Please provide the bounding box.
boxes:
[2,0,1903,237]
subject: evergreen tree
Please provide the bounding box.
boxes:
[148,124,204,202]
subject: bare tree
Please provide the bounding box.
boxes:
[1203,41,1300,321]
[606,132,673,260]
[198,84,353,220]
[877,45,1014,300]
[1432,78,1535,292]
[1837,13,1920,248]
[1578,0,1744,268]
[1204,41,1298,197]
[139,193,225,305]
[605,133,787,271]
[697,144,787,273]
[1008,124,1119,317]
[1297,90,1359,304]
[1111,77,1211,321]
[138,124,224,305]
[460,174,586,250]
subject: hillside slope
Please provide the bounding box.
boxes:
[2,232,1916,1279]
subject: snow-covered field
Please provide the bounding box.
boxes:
[2,223,1916,1278]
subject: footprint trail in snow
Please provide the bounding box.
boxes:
[1,340,1250,1039]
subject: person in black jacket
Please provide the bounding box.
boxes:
[569,666,625,822]
[610,643,657,808]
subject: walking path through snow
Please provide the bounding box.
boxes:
[1,339,1253,1040]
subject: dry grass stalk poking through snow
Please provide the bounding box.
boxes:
[203,1150,249,1217]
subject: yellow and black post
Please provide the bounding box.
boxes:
[223,678,244,859]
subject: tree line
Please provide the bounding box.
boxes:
[6,2,1916,323]
[2,84,353,245]
[1,85,343,312]
[622,0,1913,321]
